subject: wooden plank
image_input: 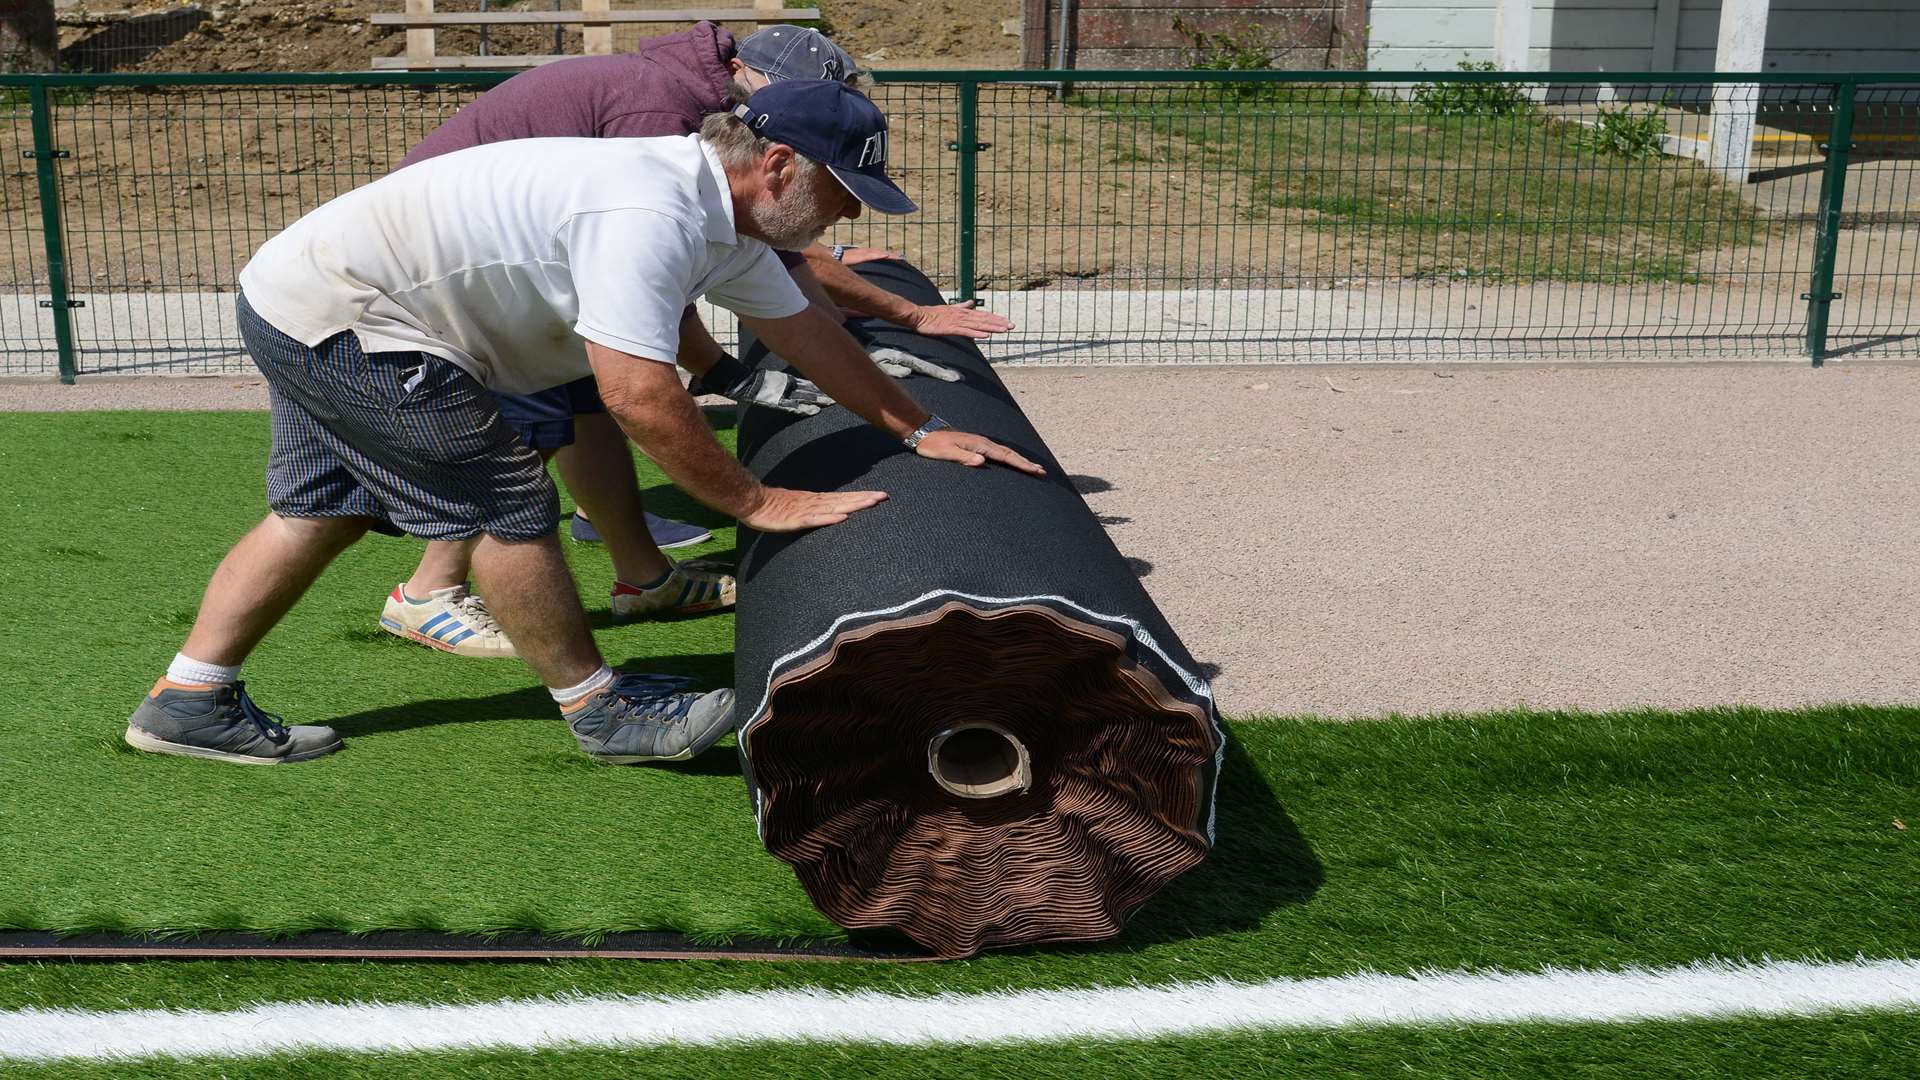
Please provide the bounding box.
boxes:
[371,54,579,69]
[1021,0,1050,68]
[583,0,612,55]
[1337,0,1367,70]
[371,9,821,27]
[405,0,434,69]
[755,0,788,28]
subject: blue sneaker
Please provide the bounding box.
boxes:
[569,511,712,550]
[563,673,736,763]
[126,680,342,765]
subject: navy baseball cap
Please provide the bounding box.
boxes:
[736,24,859,84]
[732,80,918,215]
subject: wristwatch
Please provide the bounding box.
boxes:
[831,244,849,261]
[903,415,949,450]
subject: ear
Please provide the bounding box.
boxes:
[763,143,798,189]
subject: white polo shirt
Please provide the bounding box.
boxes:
[238,134,807,395]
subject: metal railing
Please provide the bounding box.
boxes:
[2,68,1917,381]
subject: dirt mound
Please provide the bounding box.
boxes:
[54,0,1021,74]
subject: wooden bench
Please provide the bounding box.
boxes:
[369,0,821,70]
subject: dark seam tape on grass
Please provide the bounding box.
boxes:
[733,258,1223,959]
[0,931,931,963]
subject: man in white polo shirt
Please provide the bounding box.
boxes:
[126,80,1043,767]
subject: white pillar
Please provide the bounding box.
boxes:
[1710,0,1770,181]
[1495,0,1533,72]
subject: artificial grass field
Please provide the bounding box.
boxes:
[2,410,1916,1073]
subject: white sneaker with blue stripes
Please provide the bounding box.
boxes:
[379,583,519,658]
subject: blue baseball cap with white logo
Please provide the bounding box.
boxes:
[732,80,918,215]
[736,24,859,84]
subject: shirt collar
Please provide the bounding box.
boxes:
[693,135,739,246]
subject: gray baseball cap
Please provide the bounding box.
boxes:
[736,24,859,84]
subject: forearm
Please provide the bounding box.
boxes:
[801,243,917,324]
[740,307,929,441]
[785,257,842,318]
[675,308,728,382]
[590,347,765,520]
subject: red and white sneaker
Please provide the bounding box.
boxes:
[610,560,736,620]
[379,584,519,658]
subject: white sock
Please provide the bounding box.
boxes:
[167,653,240,687]
[550,664,615,706]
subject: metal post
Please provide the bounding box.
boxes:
[27,83,78,384]
[955,78,979,302]
[1804,80,1856,365]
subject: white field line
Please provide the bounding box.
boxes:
[3,958,1919,1063]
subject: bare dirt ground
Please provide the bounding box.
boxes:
[7,361,1918,718]
[53,0,1022,74]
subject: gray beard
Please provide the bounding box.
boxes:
[751,182,830,251]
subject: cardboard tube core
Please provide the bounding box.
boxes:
[928,722,1031,799]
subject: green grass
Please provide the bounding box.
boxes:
[5,1013,1919,1078]
[1,410,1916,1029]
[1077,88,1771,285]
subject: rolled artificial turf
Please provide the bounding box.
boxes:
[0,412,1914,989]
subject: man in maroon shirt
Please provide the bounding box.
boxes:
[377,23,1013,660]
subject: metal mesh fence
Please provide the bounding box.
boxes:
[0,70,1915,379]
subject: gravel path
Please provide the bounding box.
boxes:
[7,362,1917,718]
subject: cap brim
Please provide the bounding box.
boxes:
[829,165,918,215]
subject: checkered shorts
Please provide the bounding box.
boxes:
[238,293,559,542]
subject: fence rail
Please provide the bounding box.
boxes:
[2,68,1917,381]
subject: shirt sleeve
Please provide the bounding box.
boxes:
[706,242,810,321]
[562,208,695,364]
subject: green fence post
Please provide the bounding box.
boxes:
[1804,79,1856,366]
[953,77,979,302]
[26,83,78,384]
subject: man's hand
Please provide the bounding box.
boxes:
[742,487,888,532]
[869,345,961,383]
[837,247,901,266]
[914,429,1046,476]
[905,300,1014,340]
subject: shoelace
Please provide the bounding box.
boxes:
[222,681,289,741]
[606,673,697,726]
[450,591,506,637]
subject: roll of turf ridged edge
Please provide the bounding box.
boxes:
[733,258,1224,959]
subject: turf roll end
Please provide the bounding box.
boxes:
[748,602,1219,959]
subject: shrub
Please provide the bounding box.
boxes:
[1571,104,1670,160]
[1413,61,1535,117]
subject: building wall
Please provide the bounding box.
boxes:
[1366,0,1920,73]
[1021,0,1369,71]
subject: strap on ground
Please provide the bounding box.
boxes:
[0,930,930,963]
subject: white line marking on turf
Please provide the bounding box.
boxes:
[3,958,1918,1062]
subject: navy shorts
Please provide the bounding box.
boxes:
[238,293,560,542]
[492,376,607,451]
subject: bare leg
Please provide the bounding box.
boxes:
[182,513,373,666]
[554,412,671,586]
[468,532,604,688]
[405,537,478,596]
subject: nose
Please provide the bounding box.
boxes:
[841,192,862,221]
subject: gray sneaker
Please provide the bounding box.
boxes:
[125,681,343,765]
[565,673,736,763]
